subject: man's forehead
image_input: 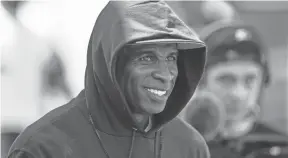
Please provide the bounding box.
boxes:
[208,61,262,76]
[126,43,178,52]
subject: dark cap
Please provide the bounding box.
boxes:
[199,20,270,85]
[200,20,265,66]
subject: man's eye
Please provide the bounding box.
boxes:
[166,55,177,61]
[217,75,236,87]
[245,75,256,88]
[246,77,254,85]
[139,56,154,62]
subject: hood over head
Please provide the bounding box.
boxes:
[85,0,206,136]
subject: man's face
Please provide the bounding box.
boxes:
[205,61,263,120]
[120,43,178,115]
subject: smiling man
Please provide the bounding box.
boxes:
[8,1,210,158]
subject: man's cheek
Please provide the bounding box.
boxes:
[168,65,178,77]
[247,82,262,105]
[222,92,242,103]
[210,85,227,99]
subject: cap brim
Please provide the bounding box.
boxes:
[128,39,206,50]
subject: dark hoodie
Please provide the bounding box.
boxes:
[8,1,209,158]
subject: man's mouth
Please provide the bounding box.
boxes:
[145,88,167,97]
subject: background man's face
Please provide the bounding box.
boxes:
[121,43,178,115]
[205,61,263,120]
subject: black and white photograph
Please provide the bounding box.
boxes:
[1,0,288,158]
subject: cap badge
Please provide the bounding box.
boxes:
[235,29,250,41]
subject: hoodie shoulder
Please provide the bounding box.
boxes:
[8,94,88,158]
[163,117,210,158]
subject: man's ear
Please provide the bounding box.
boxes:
[262,61,270,86]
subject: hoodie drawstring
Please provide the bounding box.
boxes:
[89,114,163,158]
[89,114,110,157]
[89,113,138,158]
[154,131,163,158]
[128,128,137,158]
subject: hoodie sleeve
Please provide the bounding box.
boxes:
[201,141,211,158]
[175,118,211,158]
[189,134,211,158]
[7,124,79,158]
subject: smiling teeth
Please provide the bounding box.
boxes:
[147,88,167,96]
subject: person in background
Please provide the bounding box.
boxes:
[1,1,53,157]
[182,18,288,158]
[8,1,210,158]
[40,49,73,114]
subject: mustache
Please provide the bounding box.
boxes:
[225,103,260,121]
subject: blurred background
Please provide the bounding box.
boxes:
[1,0,287,158]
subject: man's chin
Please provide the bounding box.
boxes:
[145,104,166,115]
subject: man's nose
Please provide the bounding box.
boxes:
[151,62,174,83]
[232,84,248,100]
